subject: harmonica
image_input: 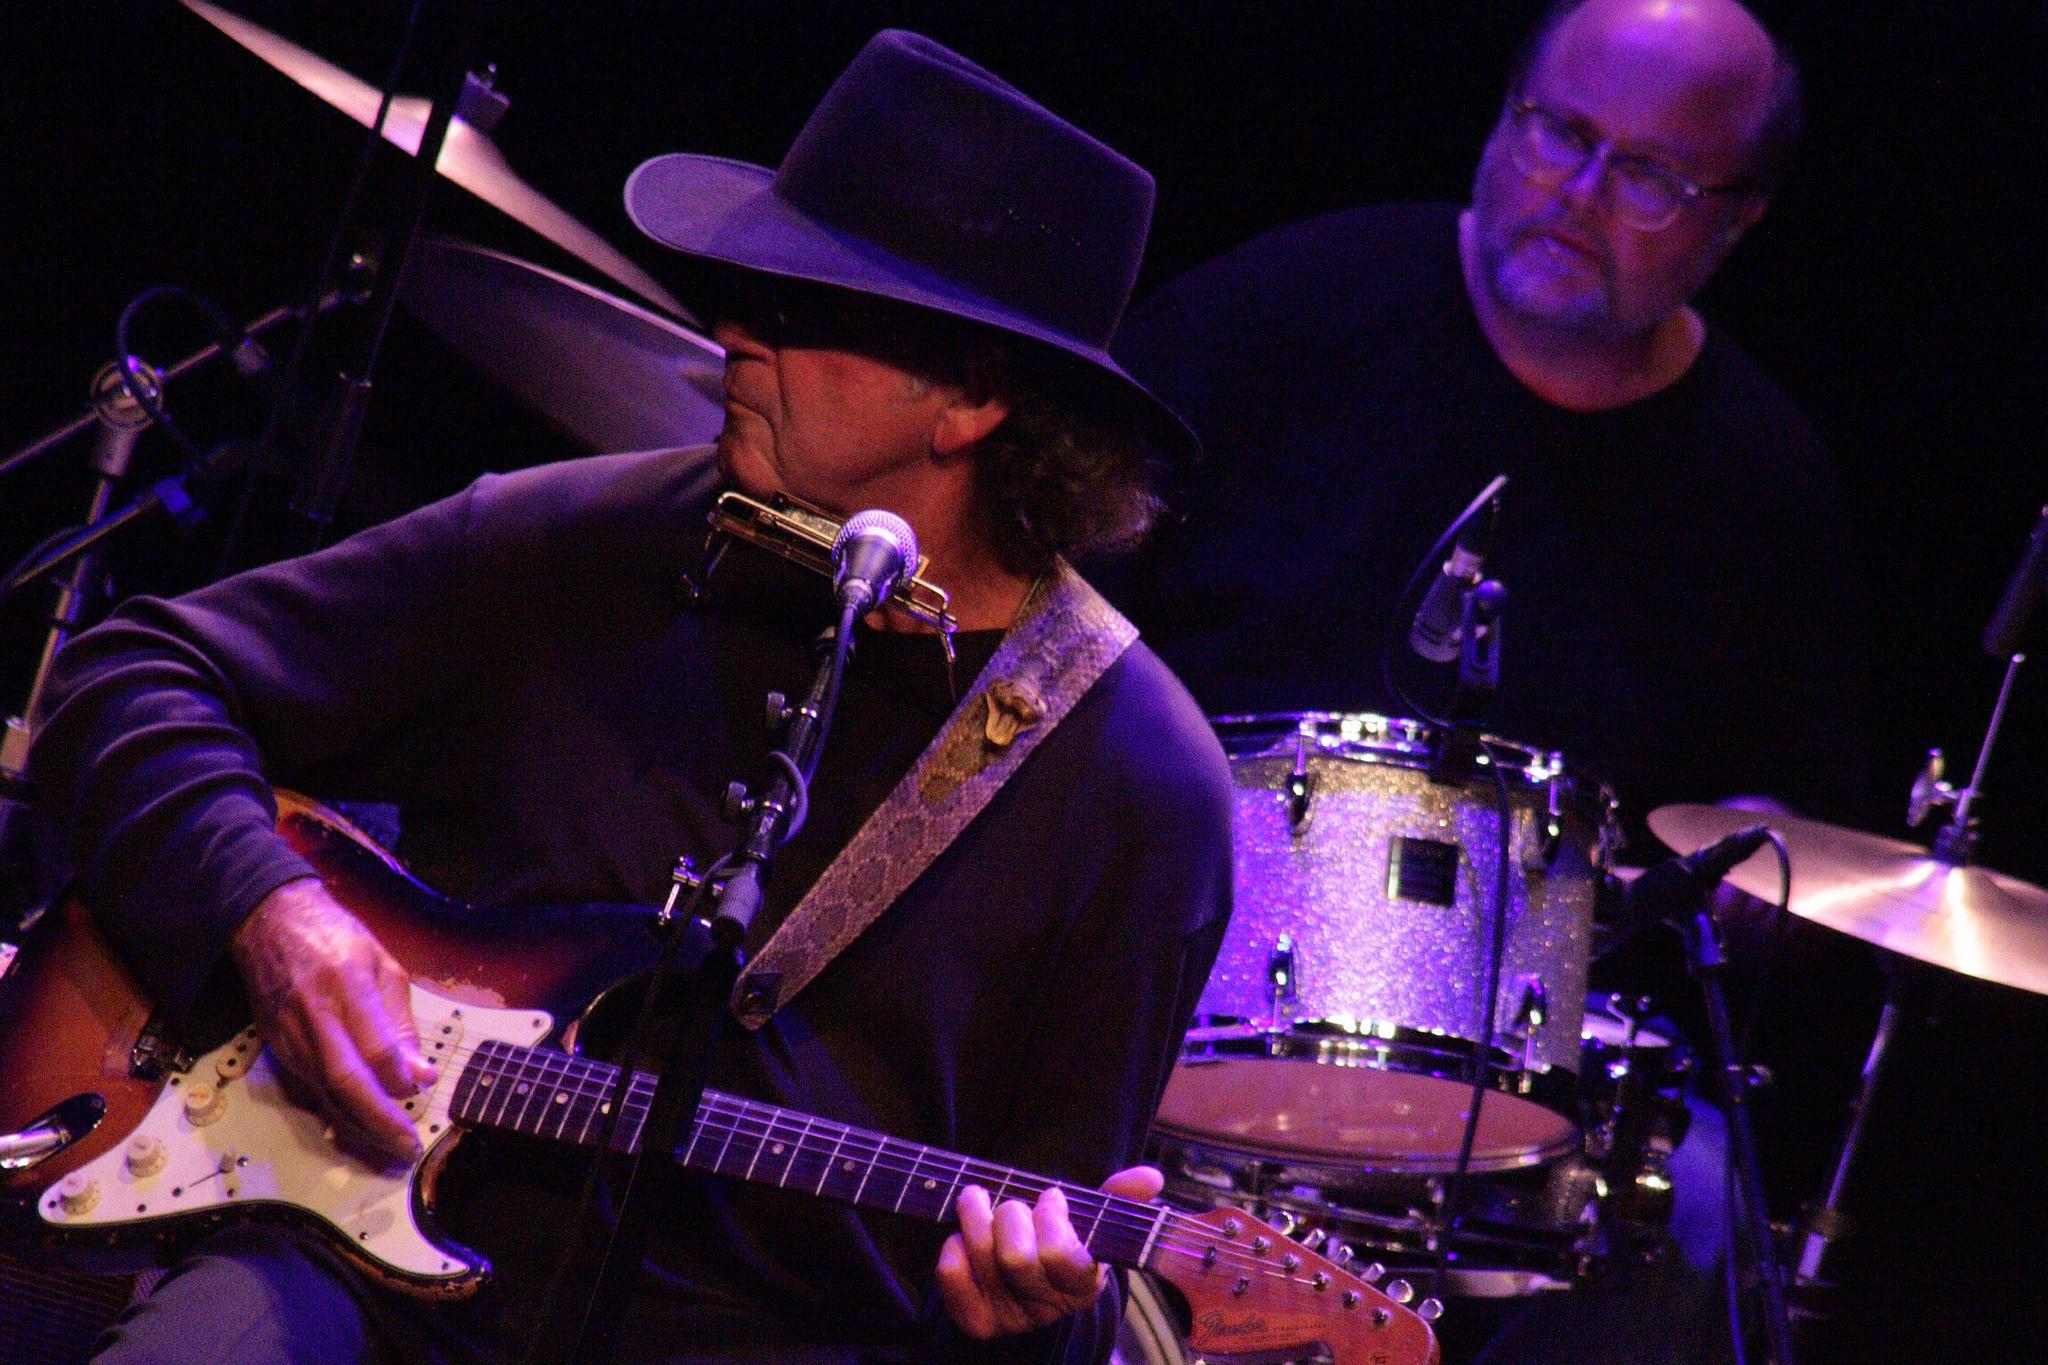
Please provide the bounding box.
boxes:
[706,490,958,637]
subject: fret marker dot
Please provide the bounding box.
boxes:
[515,1083,530,1094]
[923,1179,937,1190]
[480,1076,493,1087]
[555,1093,568,1104]
[841,1160,855,1172]
[771,1143,785,1155]
[601,1102,611,1114]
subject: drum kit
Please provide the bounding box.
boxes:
[1109,689,2048,1362]
[5,7,2047,1365]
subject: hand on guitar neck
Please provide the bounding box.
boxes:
[938,1164,1164,1338]
[229,877,438,1166]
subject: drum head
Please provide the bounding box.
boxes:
[1154,1058,1580,1174]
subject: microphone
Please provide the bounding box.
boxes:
[832,510,918,616]
[1621,824,1774,928]
[1982,505,2048,659]
[1411,496,1501,663]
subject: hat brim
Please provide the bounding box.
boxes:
[624,152,1199,460]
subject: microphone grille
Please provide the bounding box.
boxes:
[834,509,919,571]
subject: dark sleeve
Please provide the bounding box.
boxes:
[918,655,1236,1364]
[27,481,494,1028]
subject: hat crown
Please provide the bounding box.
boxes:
[770,30,1152,351]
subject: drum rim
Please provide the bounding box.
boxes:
[1210,709,1617,803]
[1160,1023,1583,1173]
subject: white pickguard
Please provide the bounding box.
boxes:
[38,984,553,1284]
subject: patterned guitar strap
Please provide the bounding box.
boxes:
[731,560,1137,1027]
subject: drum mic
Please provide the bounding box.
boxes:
[1622,823,1774,928]
[832,510,919,616]
[1410,480,1505,663]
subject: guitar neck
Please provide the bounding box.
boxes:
[449,1040,1170,1268]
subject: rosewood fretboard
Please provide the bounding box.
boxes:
[449,1039,1172,1268]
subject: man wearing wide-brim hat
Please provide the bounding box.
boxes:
[38,28,1234,1365]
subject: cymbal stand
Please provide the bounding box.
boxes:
[1789,959,1908,1297]
[1795,504,2043,1315]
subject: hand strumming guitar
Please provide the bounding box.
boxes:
[230,877,438,1165]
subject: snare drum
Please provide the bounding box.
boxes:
[1155,713,1618,1174]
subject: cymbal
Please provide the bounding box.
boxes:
[1648,803,2048,997]
[402,236,724,452]
[181,0,687,320]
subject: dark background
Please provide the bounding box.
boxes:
[4,3,2044,1361]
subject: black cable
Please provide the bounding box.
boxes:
[525,851,734,1365]
[1723,829,1792,1362]
[1738,831,1794,1061]
[113,285,221,464]
[1429,738,1515,1301]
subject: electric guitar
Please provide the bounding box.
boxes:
[0,794,1439,1365]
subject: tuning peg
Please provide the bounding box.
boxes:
[1298,1227,1327,1250]
[1384,1277,1415,1305]
[1330,1242,1354,1265]
[1359,1260,1386,1284]
[1418,1297,1445,1322]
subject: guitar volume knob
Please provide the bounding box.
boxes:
[125,1135,168,1177]
[56,1172,100,1216]
[183,1081,226,1127]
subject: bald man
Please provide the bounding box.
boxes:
[1103,1,1870,1360]
[1105,0,1867,837]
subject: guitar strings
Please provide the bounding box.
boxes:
[447,1043,1366,1296]
[432,1040,1344,1295]
[381,1036,1380,1298]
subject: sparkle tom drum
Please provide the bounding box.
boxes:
[1155,713,1618,1174]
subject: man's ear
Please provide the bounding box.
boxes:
[932,393,1012,461]
[1720,193,1769,246]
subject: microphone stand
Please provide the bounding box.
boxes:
[530,599,861,1365]
[0,369,151,926]
[1674,887,1798,1365]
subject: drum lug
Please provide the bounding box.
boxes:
[1266,935,1300,1021]
[1286,737,1317,835]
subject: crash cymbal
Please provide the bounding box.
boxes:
[1649,803,2048,997]
[181,0,686,320]
[403,236,724,452]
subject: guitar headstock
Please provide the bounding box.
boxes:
[1144,1206,1440,1365]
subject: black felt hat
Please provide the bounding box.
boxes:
[624,29,1194,454]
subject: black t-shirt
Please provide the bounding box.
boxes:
[1102,201,1872,842]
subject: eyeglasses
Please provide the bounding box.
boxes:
[1503,99,1755,232]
